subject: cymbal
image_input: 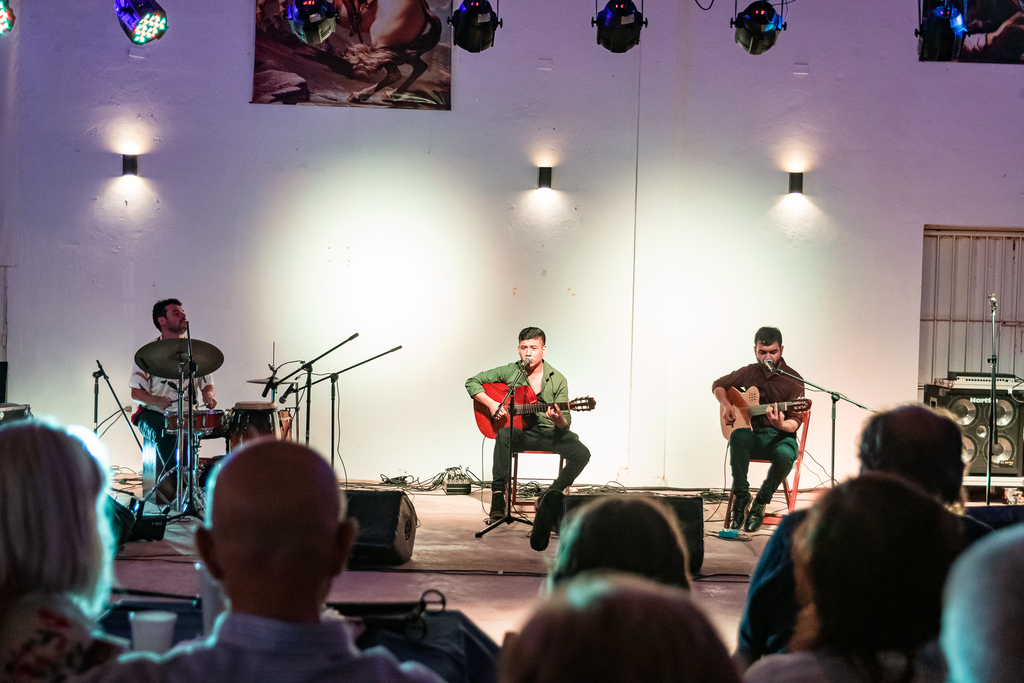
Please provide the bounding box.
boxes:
[134,338,224,380]
[246,377,299,386]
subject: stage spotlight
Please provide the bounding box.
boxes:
[449,0,502,53]
[115,0,167,45]
[731,1,785,55]
[0,1,15,36]
[916,1,966,61]
[592,0,647,54]
[285,0,338,46]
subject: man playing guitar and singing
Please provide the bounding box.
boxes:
[466,327,592,551]
[713,326,805,533]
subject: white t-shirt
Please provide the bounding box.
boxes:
[130,337,213,414]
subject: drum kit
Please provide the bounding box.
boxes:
[132,337,297,516]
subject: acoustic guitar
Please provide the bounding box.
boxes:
[720,386,811,440]
[473,382,597,439]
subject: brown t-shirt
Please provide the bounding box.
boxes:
[712,359,805,430]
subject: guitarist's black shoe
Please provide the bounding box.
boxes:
[729,492,751,530]
[488,491,506,522]
[745,502,766,533]
[531,489,564,551]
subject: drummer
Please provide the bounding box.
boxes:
[130,298,217,505]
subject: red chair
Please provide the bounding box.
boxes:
[723,406,811,528]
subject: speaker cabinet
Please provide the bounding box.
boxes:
[562,494,704,574]
[924,385,1023,476]
[345,490,417,566]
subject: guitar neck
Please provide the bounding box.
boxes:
[747,401,800,417]
[512,401,570,416]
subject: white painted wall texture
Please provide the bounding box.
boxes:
[1,0,1022,488]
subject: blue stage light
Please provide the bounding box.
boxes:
[115,0,168,45]
[592,0,647,54]
[731,1,786,55]
[450,0,502,53]
[916,2,967,61]
[0,0,16,36]
[285,0,338,46]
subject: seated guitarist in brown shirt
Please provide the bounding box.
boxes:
[712,327,805,532]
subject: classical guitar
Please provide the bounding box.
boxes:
[720,386,811,441]
[473,382,597,439]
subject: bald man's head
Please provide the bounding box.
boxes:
[196,440,355,622]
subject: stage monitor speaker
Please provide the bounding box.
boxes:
[346,489,417,567]
[924,384,1024,476]
[562,494,704,575]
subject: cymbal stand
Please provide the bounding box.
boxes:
[171,324,203,519]
[265,333,359,446]
[477,363,533,538]
[308,345,403,471]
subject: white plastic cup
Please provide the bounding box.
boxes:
[129,610,177,653]
[196,562,226,635]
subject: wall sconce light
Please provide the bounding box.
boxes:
[122,155,139,176]
[788,171,803,194]
[538,167,552,189]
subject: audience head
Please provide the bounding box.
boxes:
[0,420,114,618]
[196,439,355,622]
[548,496,690,591]
[942,524,1024,683]
[857,404,965,505]
[790,474,963,665]
[501,573,740,683]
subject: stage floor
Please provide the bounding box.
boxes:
[112,487,794,648]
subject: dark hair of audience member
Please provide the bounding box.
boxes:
[857,404,965,505]
[548,496,690,591]
[500,573,740,683]
[0,420,114,618]
[789,474,963,681]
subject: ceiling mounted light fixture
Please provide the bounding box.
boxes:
[0,0,15,36]
[449,0,502,52]
[115,0,167,45]
[285,0,338,45]
[731,0,786,55]
[915,0,967,61]
[592,0,647,54]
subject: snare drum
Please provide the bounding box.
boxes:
[228,402,285,451]
[166,410,225,435]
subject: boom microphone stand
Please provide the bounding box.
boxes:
[308,345,403,471]
[477,359,533,538]
[93,360,144,452]
[770,362,872,486]
[266,333,359,445]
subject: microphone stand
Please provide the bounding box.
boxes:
[93,360,144,452]
[307,345,403,471]
[986,294,998,505]
[771,363,872,486]
[477,360,533,538]
[266,333,359,445]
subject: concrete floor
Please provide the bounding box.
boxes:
[112,488,782,649]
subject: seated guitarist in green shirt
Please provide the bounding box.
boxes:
[466,327,591,551]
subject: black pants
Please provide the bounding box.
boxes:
[133,408,178,505]
[729,427,797,506]
[492,426,591,495]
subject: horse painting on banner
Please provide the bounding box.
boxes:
[252,0,450,109]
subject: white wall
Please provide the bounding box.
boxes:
[4,0,1023,488]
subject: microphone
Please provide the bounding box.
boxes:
[764,358,777,374]
[261,366,277,398]
[990,293,998,310]
[521,355,533,368]
[279,384,296,404]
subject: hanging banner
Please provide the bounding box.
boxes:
[253,0,451,109]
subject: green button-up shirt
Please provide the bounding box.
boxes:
[465,361,571,431]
